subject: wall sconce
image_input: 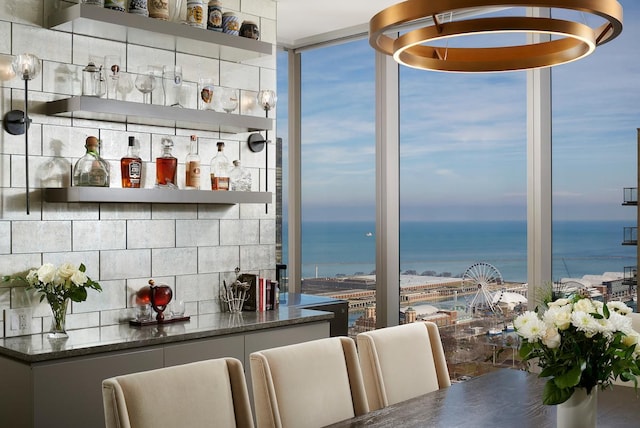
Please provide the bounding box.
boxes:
[247,89,277,213]
[2,53,41,214]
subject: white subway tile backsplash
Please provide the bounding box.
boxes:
[0,0,277,332]
[176,219,219,247]
[152,247,198,276]
[127,219,175,249]
[100,249,151,280]
[220,219,259,245]
[73,220,126,251]
[11,220,71,253]
[198,245,240,273]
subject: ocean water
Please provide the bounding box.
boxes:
[282,220,636,283]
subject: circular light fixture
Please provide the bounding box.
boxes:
[369,0,623,73]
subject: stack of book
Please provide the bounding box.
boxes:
[238,273,279,312]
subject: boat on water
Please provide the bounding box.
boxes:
[365,232,373,237]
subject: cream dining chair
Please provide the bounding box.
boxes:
[356,321,451,411]
[102,357,254,428]
[249,336,369,428]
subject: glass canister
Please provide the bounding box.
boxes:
[73,136,110,187]
[187,0,206,28]
[207,0,223,31]
[82,62,106,97]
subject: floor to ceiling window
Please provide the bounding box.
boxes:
[279,39,377,327]
[552,1,639,303]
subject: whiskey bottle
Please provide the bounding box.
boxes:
[121,136,142,188]
[210,141,231,190]
[156,137,178,188]
[185,135,201,189]
[73,136,110,187]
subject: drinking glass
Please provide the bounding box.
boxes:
[220,87,238,113]
[198,78,215,110]
[162,65,183,107]
[134,66,156,104]
[104,55,121,99]
[117,72,133,101]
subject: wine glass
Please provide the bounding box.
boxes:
[134,66,156,104]
[220,87,238,113]
[116,72,133,101]
[104,55,121,99]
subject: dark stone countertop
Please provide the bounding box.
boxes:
[0,306,333,364]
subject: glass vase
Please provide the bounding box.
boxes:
[557,387,597,428]
[47,296,70,339]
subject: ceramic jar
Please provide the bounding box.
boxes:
[207,0,223,31]
[222,11,240,35]
[148,0,169,20]
[128,0,149,16]
[240,20,259,40]
[104,0,126,11]
[187,0,206,28]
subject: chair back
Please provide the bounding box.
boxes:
[250,336,368,428]
[357,321,451,410]
[102,357,254,428]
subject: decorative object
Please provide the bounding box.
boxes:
[3,263,101,338]
[168,0,185,22]
[82,61,106,97]
[222,11,240,35]
[128,0,149,16]
[198,77,215,109]
[369,0,624,73]
[222,269,250,313]
[207,0,223,31]
[219,87,238,113]
[155,137,178,187]
[247,89,276,212]
[187,0,206,28]
[148,0,169,20]
[104,0,126,12]
[130,279,190,325]
[2,53,41,214]
[515,291,640,427]
[229,160,251,191]
[239,20,259,40]
[73,136,110,187]
[82,0,105,5]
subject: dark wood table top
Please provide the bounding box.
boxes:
[327,369,639,428]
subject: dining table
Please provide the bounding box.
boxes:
[327,368,639,427]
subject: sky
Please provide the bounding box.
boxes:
[277,2,640,223]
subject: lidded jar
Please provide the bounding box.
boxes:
[156,137,178,187]
[73,136,110,187]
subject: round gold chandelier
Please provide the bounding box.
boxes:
[369,0,623,72]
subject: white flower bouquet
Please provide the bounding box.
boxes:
[515,294,640,405]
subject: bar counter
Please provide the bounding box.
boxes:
[0,306,333,363]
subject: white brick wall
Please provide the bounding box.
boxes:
[0,0,277,337]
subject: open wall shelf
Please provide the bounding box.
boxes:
[43,187,272,204]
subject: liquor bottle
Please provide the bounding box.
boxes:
[185,135,201,189]
[121,136,142,188]
[156,137,178,187]
[73,136,110,187]
[210,141,231,190]
[229,160,251,191]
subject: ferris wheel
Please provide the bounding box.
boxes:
[462,262,504,316]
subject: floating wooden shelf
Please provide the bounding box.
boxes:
[43,187,272,205]
[45,97,272,133]
[47,4,273,61]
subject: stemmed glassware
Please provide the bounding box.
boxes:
[104,55,121,99]
[220,87,238,113]
[134,66,157,104]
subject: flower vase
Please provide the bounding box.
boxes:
[48,297,70,339]
[557,388,597,428]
